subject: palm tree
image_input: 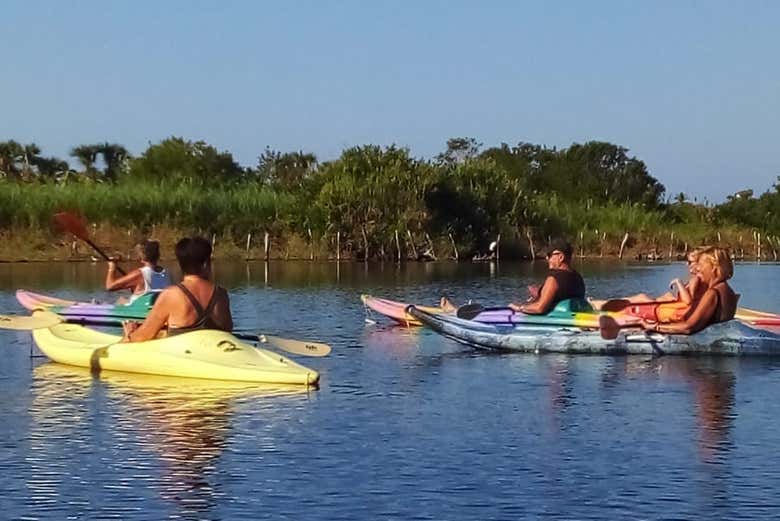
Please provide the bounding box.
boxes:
[20,143,42,179]
[0,140,24,179]
[99,143,129,181]
[0,141,51,180]
[32,156,69,179]
[70,144,100,175]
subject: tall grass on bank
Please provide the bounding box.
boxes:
[0,180,291,235]
[0,179,774,260]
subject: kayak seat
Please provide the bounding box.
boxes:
[122,291,161,310]
[550,298,595,315]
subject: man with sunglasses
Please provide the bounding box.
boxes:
[509,238,585,315]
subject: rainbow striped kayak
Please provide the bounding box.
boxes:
[17,289,155,322]
[362,294,630,329]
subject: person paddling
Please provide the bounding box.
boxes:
[105,240,172,304]
[510,238,585,315]
[122,237,233,342]
[641,247,737,335]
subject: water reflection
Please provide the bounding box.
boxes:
[623,357,737,463]
[545,356,575,415]
[361,325,422,357]
[27,363,313,520]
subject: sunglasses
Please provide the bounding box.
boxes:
[546,250,563,259]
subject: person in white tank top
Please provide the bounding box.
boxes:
[105,240,173,304]
[129,265,172,303]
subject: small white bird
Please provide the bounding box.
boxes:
[489,241,497,252]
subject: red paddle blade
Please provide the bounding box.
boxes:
[599,315,622,340]
[53,212,89,241]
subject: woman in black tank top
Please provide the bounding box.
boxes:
[122,237,233,342]
[167,283,228,336]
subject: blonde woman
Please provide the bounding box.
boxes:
[654,248,707,305]
[590,248,707,322]
[642,247,738,334]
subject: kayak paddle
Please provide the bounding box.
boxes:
[739,307,780,319]
[598,315,651,340]
[0,311,63,330]
[456,303,485,320]
[598,315,626,340]
[0,311,331,357]
[251,334,331,357]
[53,211,126,275]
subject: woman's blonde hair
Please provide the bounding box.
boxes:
[687,246,708,263]
[698,246,733,280]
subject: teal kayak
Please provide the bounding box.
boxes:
[408,306,780,356]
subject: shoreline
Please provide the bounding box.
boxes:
[1,224,775,263]
[1,255,774,265]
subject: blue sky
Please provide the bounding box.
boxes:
[2,1,778,202]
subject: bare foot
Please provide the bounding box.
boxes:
[588,297,606,310]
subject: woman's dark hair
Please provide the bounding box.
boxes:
[175,237,212,275]
[137,240,161,263]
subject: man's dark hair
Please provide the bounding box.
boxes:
[547,238,574,262]
[138,240,161,263]
[175,237,212,275]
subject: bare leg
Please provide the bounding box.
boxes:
[590,294,654,311]
[626,293,655,303]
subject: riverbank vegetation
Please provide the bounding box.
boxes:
[1,137,778,261]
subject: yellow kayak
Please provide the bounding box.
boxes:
[32,323,320,386]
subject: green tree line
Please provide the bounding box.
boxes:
[1,136,778,260]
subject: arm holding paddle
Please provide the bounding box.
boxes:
[105,259,143,292]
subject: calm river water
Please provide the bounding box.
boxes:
[1,260,780,520]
